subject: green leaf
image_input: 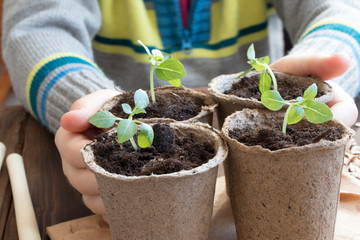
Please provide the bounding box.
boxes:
[156,59,186,81]
[252,60,267,72]
[137,123,154,148]
[303,83,317,101]
[168,78,182,87]
[247,59,257,66]
[287,104,305,124]
[302,100,333,123]
[117,119,138,143]
[121,103,132,114]
[134,108,146,114]
[88,111,119,128]
[247,44,255,60]
[259,71,271,93]
[261,90,286,111]
[258,56,270,65]
[236,67,253,79]
[134,89,149,109]
[296,96,303,104]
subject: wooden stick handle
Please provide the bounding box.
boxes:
[0,142,5,171]
[6,153,41,240]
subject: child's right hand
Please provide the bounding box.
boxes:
[55,89,120,217]
[270,53,358,127]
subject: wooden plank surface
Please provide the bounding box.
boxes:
[0,106,27,240]
[0,69,11,105]
[0,106,92,240]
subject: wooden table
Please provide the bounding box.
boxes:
[1,101,360,240]
[0,106,92,240]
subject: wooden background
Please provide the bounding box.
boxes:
[0,106,92,240]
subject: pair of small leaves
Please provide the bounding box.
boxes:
[261,83,333,126]
[261,83,319,111]
[122,104,146,115]
[117,120,154,148]
[121,89,149,115]
[155,58,185,87]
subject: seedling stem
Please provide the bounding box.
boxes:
[138,40,186,103]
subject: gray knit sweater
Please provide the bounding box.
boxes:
[2,0,360,133]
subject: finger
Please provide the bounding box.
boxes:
[61,89,120,132]
[325,81,353,107]
[270,53,350,80]
[326,82,358,127]
[82,194,106,215]
[61,157,99,195]
[55,127,90,168]
[331,101,358,127]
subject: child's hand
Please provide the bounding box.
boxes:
[270,53,358,127]
[55,89,120,216]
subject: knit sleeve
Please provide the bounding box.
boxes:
[2,0,115,133]
[271,0,360,98]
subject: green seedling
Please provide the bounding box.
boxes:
[89,89,154,151]
[239,44,333,134]
[138,40,186,103]
[237,43,278,93]
[261,83,333,134]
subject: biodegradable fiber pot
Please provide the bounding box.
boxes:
[220,108,354,240]
[101,86,218,126]
[208,70,333,128]
[82,122,228,240]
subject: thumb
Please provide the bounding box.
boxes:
[61,89,120,132]
[270,53,350,80]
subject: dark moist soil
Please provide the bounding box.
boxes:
[109,91,204,121]
[228,120,344,151]
[91,124,215,176]
[224,74,325,100]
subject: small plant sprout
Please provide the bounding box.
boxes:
[237,43,278,93]
[261,83,333,134]
[239,43,333,134]
[138,40,186,103]
[88,89,154,151]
